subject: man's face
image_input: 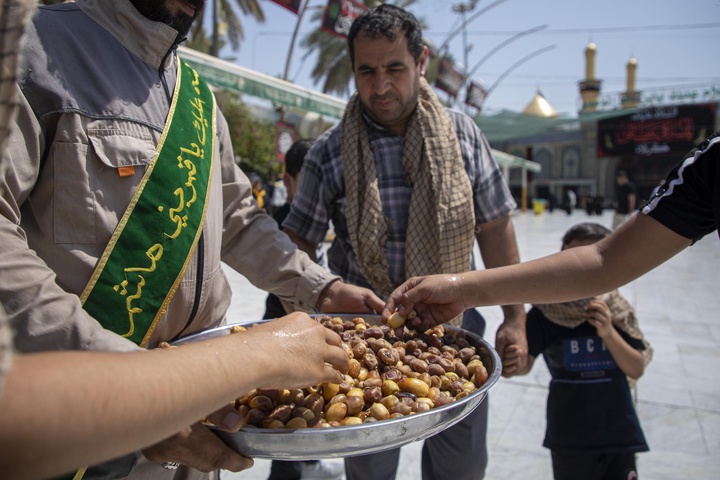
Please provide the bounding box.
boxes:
[129,0,205,37]
[352,32,428,136]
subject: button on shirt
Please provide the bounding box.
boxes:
[283,109,516,289]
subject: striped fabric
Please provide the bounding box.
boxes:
[641,132,720,242]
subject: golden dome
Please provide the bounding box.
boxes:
[522,91,558,117]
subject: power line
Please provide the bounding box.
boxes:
[247,22,720,39]
[484,44,557,98]
[479,73,720,82]
[428,22,720,36]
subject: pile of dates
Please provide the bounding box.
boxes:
[233,315,489,429]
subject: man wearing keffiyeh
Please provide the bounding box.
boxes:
[282,5,526,480]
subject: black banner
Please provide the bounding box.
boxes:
[434,59,464,98]
[465,81,488,110]
[597,103,717,157]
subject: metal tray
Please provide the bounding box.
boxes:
[172,314,501,459]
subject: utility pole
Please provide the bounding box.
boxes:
[452,0,476,76]
[278,0,319,124]
[451,0,477,111]
[210,0,220,57]
[283,0,313,82]
[439,0,507,58]
[428,0,509,85]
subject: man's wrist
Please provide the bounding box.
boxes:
[500,304,526,324]
[316,278,341,310]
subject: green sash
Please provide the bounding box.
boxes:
[80,59,216,348]
[64,59,215,480]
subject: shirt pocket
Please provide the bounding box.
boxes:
[52,127,155,244]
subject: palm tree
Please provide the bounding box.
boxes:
[300,0,418,97]
[190,0,265,57]
[299,23,353,96]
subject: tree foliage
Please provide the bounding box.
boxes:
[190,0,265,56]
[215,91,278,180]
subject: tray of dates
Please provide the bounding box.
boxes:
[172,314,501,459]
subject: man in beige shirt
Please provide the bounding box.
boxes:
[0,1,382,478]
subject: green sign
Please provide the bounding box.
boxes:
[180,48,346,119]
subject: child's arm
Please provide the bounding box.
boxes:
[503,344,536,376]
[586,300,645,379]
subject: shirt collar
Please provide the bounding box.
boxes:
[361,111,404,138]
[76,0,179,70]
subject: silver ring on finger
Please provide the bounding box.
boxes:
[161,461,181,470]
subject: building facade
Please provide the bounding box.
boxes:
[477,43,720,211]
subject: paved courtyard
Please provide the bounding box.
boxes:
[220,209,720,480]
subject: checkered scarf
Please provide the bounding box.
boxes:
[536,290,653,382]
[340,77,475,301]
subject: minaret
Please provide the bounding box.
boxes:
[579,42,602,113]
[621,57,640,108]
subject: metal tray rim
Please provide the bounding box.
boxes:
[173,314,502,459]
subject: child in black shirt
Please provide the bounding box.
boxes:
[505,223,652,480]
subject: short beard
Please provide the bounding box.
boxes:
[129,0,203,39]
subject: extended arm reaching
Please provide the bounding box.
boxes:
[0,313,347,479]
[383,214,690,326]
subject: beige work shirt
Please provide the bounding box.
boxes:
[0,1,339,478]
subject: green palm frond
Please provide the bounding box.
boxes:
[301,0,422,95]
[190,0,265,56]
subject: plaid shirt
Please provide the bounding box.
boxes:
[283,109,517,290]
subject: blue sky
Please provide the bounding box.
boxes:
[216,0,720,116]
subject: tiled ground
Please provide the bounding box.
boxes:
[221,209,720,480]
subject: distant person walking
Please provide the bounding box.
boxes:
[613,170,637,229]
[565,189,577,215]
[594,195,604,215]
[548,192,557,213]
[584,194,594,216]
[250,172,268,210]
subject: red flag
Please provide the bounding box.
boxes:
[321,0,367,39]
[269,0,302,14]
